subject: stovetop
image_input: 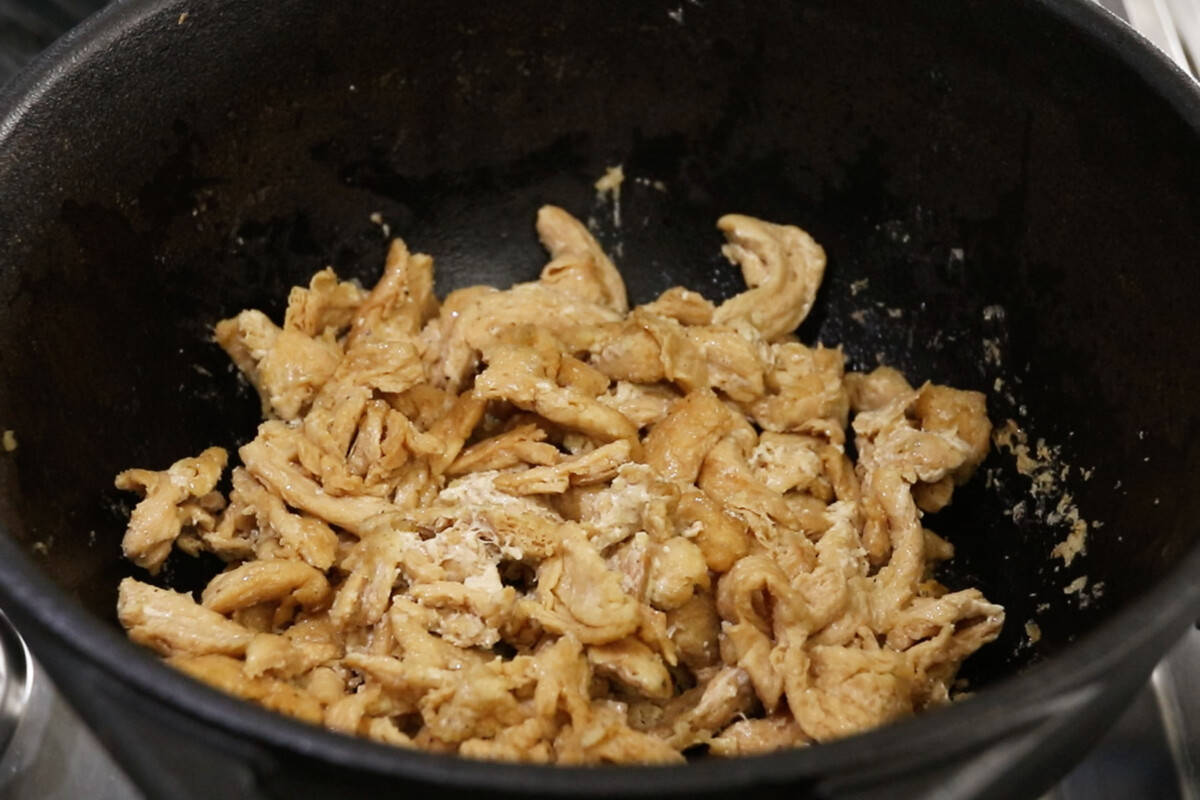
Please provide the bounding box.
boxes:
[0,1,1197,798]
[1047,627,1200,799]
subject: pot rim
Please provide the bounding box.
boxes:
[1,0,1199,793]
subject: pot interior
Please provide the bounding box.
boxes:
[1,0,1199,703]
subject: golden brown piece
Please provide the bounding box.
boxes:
[708,714,808,756]
[169,653,324,724]
[284,267,368,338]
[115,447,227,573]
[640,287,715,326]
[712,214,827,341]
[221,468,338,569]
[115,205,1002,765]
[597,381,679,428]
[215,310,342,420]
[588,310,709,394]
[446,424,560,476]
[685,322,768,403]
[536,205,629,314]
[746,342,849,434]
[643,389,733,484]
[474,330,640,445]
[494,440,633,495]
[532,529,642,644]
[201,559,331,616]
[671,488,751,572]
[430,283,621,392]
[348,238,438,345]
[118,578,255,657]
[239,424,401,535]
[588,638,673,699]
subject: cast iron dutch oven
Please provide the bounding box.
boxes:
[0,0,1198,797]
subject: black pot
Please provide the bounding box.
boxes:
[0,1,1198,798]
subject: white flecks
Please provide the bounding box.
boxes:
[993,419,1094,567]
[633,176,667,193]
[1077,579,1104,609]
[850,278,870,296]
[369,211,391,238]
[982,338,1002,366]
[667,6,685,23]
[878,220,912,244]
